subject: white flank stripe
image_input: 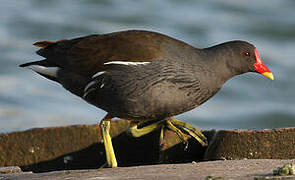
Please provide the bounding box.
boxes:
[92,71,106,78]
[83,88,95,99]
[27,65,59,78]
[84,80,97,93]
[104,61,150,66]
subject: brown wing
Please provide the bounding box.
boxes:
[35,30,195,77]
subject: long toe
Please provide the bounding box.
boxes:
[169,118,208,146]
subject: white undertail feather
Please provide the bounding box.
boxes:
[27,65,59,78]
[104,61,150,66]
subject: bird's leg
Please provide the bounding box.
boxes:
[158,125,166,163]
[100,114,117,168]
[169,118,208,146]
[159,125,165,148]
[128,119,166,138]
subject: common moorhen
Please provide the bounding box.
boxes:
[20,30,274,167]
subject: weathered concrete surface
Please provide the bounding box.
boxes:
[0,166,22,174]
[1,159,295,180]
[204,128,295,160]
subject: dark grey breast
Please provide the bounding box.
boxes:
[84,57,222,121]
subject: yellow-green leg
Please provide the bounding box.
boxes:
[128,119,166,137]
[159,124,165,147]
[100,114,117,168]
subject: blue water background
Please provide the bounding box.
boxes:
[0,0,294,132]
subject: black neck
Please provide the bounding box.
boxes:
[201,44,244,83]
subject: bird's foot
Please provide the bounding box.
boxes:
[168,118,208,146]
[127,117,207,151]
[165,120,189,149]
[127,118,207,146]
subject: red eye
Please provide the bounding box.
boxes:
[243,52,250,57]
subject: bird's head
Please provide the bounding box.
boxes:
[226,41,274,80]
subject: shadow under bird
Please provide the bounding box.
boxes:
[20,30,274,168]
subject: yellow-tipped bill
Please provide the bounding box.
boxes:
[262,72,274,80]
[254,48,274,81]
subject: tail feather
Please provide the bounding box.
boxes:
[33,39,66,48]
[33,41,56,48]
[19,60,60,82]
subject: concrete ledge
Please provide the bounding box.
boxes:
[0,120,295,173]
[1,159,295,180]
[204,128,295,160]
[0,120,161,172]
